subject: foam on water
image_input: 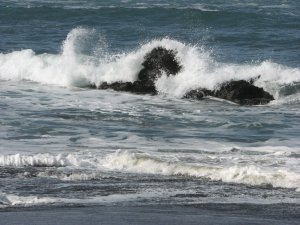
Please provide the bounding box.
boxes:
[0,153,69,167]
[0,191,168,208]
[0,193,58,207]
[0,28,300,103]
[102,151,300,190]
[0,152,102,168]
[1,151,299,191]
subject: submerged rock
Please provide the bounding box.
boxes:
[95,47,274,105]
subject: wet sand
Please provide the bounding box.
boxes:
[0,204,299,225]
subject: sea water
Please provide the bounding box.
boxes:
[0,0,299,211]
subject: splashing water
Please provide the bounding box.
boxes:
[0,28,300,103]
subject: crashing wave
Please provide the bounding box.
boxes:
[0,28,300,103]
[0,151,299,191]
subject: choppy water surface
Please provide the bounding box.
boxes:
[0,0,300,209]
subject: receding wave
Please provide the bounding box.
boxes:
[0,27,300,103]
[0,192,160,208]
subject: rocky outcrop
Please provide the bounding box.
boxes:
[214,80,274,105]
[98,80,156,94]
[97,47,182,95]
[95,47,274,105]
[183,89,213,100]
[137,47,182,93]
[183,80,274,105]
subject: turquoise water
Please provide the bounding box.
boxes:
[0,0,299,211]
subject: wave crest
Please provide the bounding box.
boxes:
[103,151,300,190]
[0,27,300,102]
[1,151,299,191]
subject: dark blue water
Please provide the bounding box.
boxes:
[1,0,299,66]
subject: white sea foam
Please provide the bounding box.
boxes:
[102,151,300,190]
[0,191,172,207]
[1,28,300,102]
[0,193,59,207]
[38,171,99,181]
[0,153,67,167]
[182,3,219,12]
[1,151,299,190]
[0,153,97,168]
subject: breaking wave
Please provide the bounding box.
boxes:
[1,151,299,191]
[102,151,300,190]
[0,27,300,102]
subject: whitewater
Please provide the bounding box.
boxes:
[1,27,300,209]
[1,28,300,102]
[0,3,300,224]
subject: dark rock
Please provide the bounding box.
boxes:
[214,80,274,105]
[182,79,274,105]
[99,81,135,92]
[94,46,274,105]
[237,98,274,105]
[89,83,97,89]
[183,89,213,100]
[130,80,157,94]
[249,75,261,85]
[98,81,156,94]
[137,47,182,93]
[97,47,182,95]
[140,47,182,76]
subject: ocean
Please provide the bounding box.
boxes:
[0,0,300,224]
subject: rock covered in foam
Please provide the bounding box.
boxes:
[96,47,274,105]
[137,47,182,93]
[97,47,182,94]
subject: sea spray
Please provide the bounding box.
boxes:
[1,27,300,102]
